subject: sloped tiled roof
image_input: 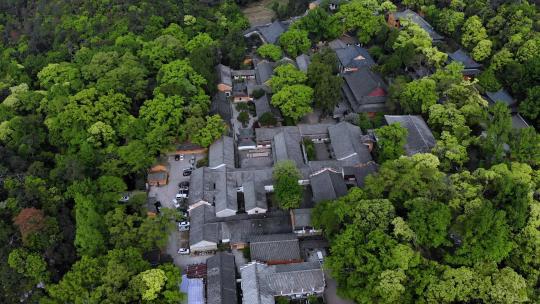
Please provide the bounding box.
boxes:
[249,234,301,263]
[209,136,235,169]
[448,49,482,70]
[206,252,237,304]
[384,115,436,156]
[394,9,444,41]
[309,169,348,203]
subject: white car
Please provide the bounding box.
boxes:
[173,199,180,208]
[178,221,190,231]
[177,248,190,255]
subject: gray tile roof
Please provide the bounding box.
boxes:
[329,122,372,163]
[342,162,379,187]
[257,20,288,44]
[295,54,311,72]
[394,9,444,41]
[240,261,325,303]
[256,61,275,85]
[220,212,293,244]
[448,49,482,70]
[231,69,256,77]
[210,92,232,122]
[511,113,529,129]
[256,127,283,143]
[189,205,219,248]
[217,64,232,87]
[272,127,305,167]
[215,169,238,216]
[243,180,268,212]
[254,95,271,118]
[292,208,313,229]
[485,89,517,108]
[206,252,237,304]
[384,115,436,156]
[209,136,235,169]
[249,234,301,263]
[335,45,375,70]
[309,169,348,203]
[342,69,387,113]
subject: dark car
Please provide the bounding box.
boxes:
[178,181,190,189]
[182,169,192,176]
[174,154,180,161]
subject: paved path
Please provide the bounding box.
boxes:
[324,271,355,304]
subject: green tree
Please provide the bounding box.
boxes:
[433,131,469,171]
[185,33,216,53]
[471,39,492,62]
[131,269,167,301]
[405,198,451,248]
[335,0,385,44]
[8,248,49,283]
[307,61,343,114]
[278,29,311,57]
[461,16,487,49]
[270,84,313,123]
[237,111,249,126]
[510,127,540,167]
[258,112,276,126]
[139,94,184,136]
[398,78,438,114]
[191,115,227,148]
[488,267,529,304]
[269,64,307,92]
[519,86,540,121]
[273,160,303,210]
[482,102,512,165]
[257,44,283,61]
[290,7,342,42]
[73,194,106,257]
[375,123,408,163]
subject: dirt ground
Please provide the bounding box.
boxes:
[241,0,285,26]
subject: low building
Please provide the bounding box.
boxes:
[243,180,268,214]
[255,60,275,91]
[343,162,379,187]
[147,164,168,186]
[244,20,288,44]
[240,261,325,303]
[341,68,387,114]
[332,42,375,73]
[217,64,233,96]
[189,205,220,252]
[209,136,235,169]
[384,115,436,156]
[180,275,205,304]
[447,49,482,77]
[291,208,321,236]
[309,169,348,203]
[249,234,302,265]
[388,9,444,41]
[295,54,311,72]
[485,89,518,111]
[206,252,237,304]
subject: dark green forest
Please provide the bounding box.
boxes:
[0,0,246,302]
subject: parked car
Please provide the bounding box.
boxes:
[173,199,180,208]
[182,168,192,176]
[178,221,190,231]
[177,248,190,255]
[176,189,188,199]
[119,195,130,202]
[174,154,180,161]
[178,181,189,190]
[317,251,324,262]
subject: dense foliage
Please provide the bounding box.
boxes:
[0,0,248,302]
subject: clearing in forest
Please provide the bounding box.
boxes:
[242,0,286,26]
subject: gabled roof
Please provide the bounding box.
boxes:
[295,54,311,72]
[511,113,529,129]
[485,89,517,108]
[245,20,288,44]
[243,180,268,212]
[394,9,444,41]
[189,205,219,247]
[272,127,305,167]
[256,61,275,85]
[217,64,232,87]
[240,261,325,304]
[206,252,237,304]
[292,208,313,229]
[448,49,482,70]
[342,69,387,112]
[210,92,232,122]
[328,122,372,163]
[180,275,205,304]
[249,234,301,263]
[384,115,436,156]
[335,45,375,70]
[209,136,235,169]
[310,169,348,203]
[220,212,293,244]
[254,95,271,118]
[343,162,379,187]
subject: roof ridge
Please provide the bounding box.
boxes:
[408,115,430,152]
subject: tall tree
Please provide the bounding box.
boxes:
[375,123,408,163]
[272,160,303,210]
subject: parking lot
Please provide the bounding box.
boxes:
[148,153,212,269]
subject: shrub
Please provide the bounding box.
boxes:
[258,112,277,126]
